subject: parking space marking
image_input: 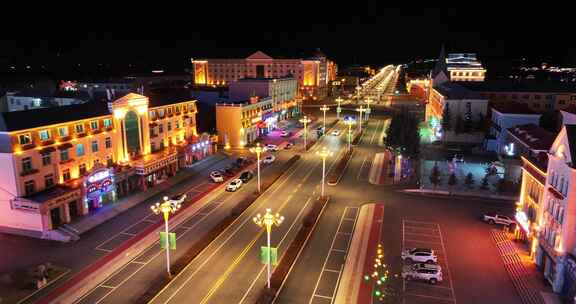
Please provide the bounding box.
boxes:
[308,207,359,304]
[121,232,136,237]
[402,220,457,304]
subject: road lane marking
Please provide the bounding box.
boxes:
[99,285,114,289]
[308,207,359,304]
[406,293,456,302]
[238,196,313,304]
[314,294,333,300]
[151,152,327,304]
[331,248,346,253]
[404,239,442,244]
[357,155,368,181]
[369,119,382,145]
[324,268,340,273]
[437,224,458,304]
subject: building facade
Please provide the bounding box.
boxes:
[229,76,298,104]
[488,103,541,153]
[191,51,336,100]
[533,125,576,296]
[0,91,90,112]
[0,93,209,240]
[446,53,486,82]
[216,96,300,148]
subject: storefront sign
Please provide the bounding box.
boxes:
[85,169,114,198]
[88,170,110,183]
[515,210,530,234]
[251,116,262,124]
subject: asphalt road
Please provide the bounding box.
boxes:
[276,115,522,304]
[146,116,344,304]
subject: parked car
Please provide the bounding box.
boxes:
[401,248,438,264]
[483,214,515,226]
[262,155,276,164]
[402,263,443,284]
[284,142,293,150]
[331,129,341,136]
[226,179,243,192]
[265,144,278,152]
[239,171,254,183]
[209,171,224,183]
[235,157,247,167]
[281,131,291,137]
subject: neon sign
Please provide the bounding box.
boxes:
[515,211,530,234]
[88,170,110,183]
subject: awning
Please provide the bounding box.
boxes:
[548,187,564,200]
[57,143,73,150]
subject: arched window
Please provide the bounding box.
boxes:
[125,111,141,155]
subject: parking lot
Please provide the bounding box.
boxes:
[402,219,457,304]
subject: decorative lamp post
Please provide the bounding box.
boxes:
[319,104,330,136]
[356,85,362,103]
[344,117,356,152]
[253,209,284,289]
[356,105,367,132]
[316,147,333,198]
[364,98,373,120]
[151,195,184,278]
[299,115,312,152]
[249,143,267,193]
[335,97,343,119]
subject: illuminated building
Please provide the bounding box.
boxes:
[0,93,206,240]
[191,50,337,100]
[523,125,576,294]
[487,102,541,153]
[216,93,300,148]
[462,81,576,113]
[445,53,486,82]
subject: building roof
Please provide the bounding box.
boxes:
[508,124,555,151]
[24,185,78,203]
[234,76,296,82]
[0,91,194,132]
[246,51,274,60]
[435,82,482,99]
[491,102,538,115]
[462,80,576,94]
[0,101,111,132]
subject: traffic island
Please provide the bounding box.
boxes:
[135,155,301,303]
[351,129,363,145]
[255,195,330,304]
[327,149,354,186]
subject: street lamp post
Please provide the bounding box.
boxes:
[319,104,329,136]
[249,143,267,193]
[299,115,312,152]
[253,209,284,289]
[364,98,373,121]
[316,147,333,198]
[335,97,343,119]
[355,85,362,103]
[344,117,356,152]
[356,105,366,132]
[151,196,184,278]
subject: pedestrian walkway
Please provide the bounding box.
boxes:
[490,229,557,304]
[69,153,228,235]
[368,152,391,185]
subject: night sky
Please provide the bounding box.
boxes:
[1,4,573,70]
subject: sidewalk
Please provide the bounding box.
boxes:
[402,188,518,201]
[491,229,561,304]
[69,153,228,235]
[0,153,235,304]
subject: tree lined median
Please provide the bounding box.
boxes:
[327,149,354,186]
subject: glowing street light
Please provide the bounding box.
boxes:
[249,143,267,193]
[299,115,312,152]
[151,195,184,278]
[316,147,333,198]
[356,105,367,132]
[364,98,373,120]
[344,117,356,152]
[356,85,362,102]
[319,104,330,136]
[253,208,284,289]
[335,97,343,119]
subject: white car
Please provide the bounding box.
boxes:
[402,263,443,284]
[401,248,438,264]
[209,171,224,183]
[262,155,276,164]
[483,214,515,226]
[265,144,278,152]
[331,129,341,136]
[226,179,243,192]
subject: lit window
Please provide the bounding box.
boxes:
[103,119,113,128]
[18,133,32,145]
[159,109,165,117]
[58,127,69,137]
[75,124,85,134]
[91,141,99,152]
[39,130,51,141]
[90,120,99,130]
[60,149,69,162]
[76,144,85,156]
